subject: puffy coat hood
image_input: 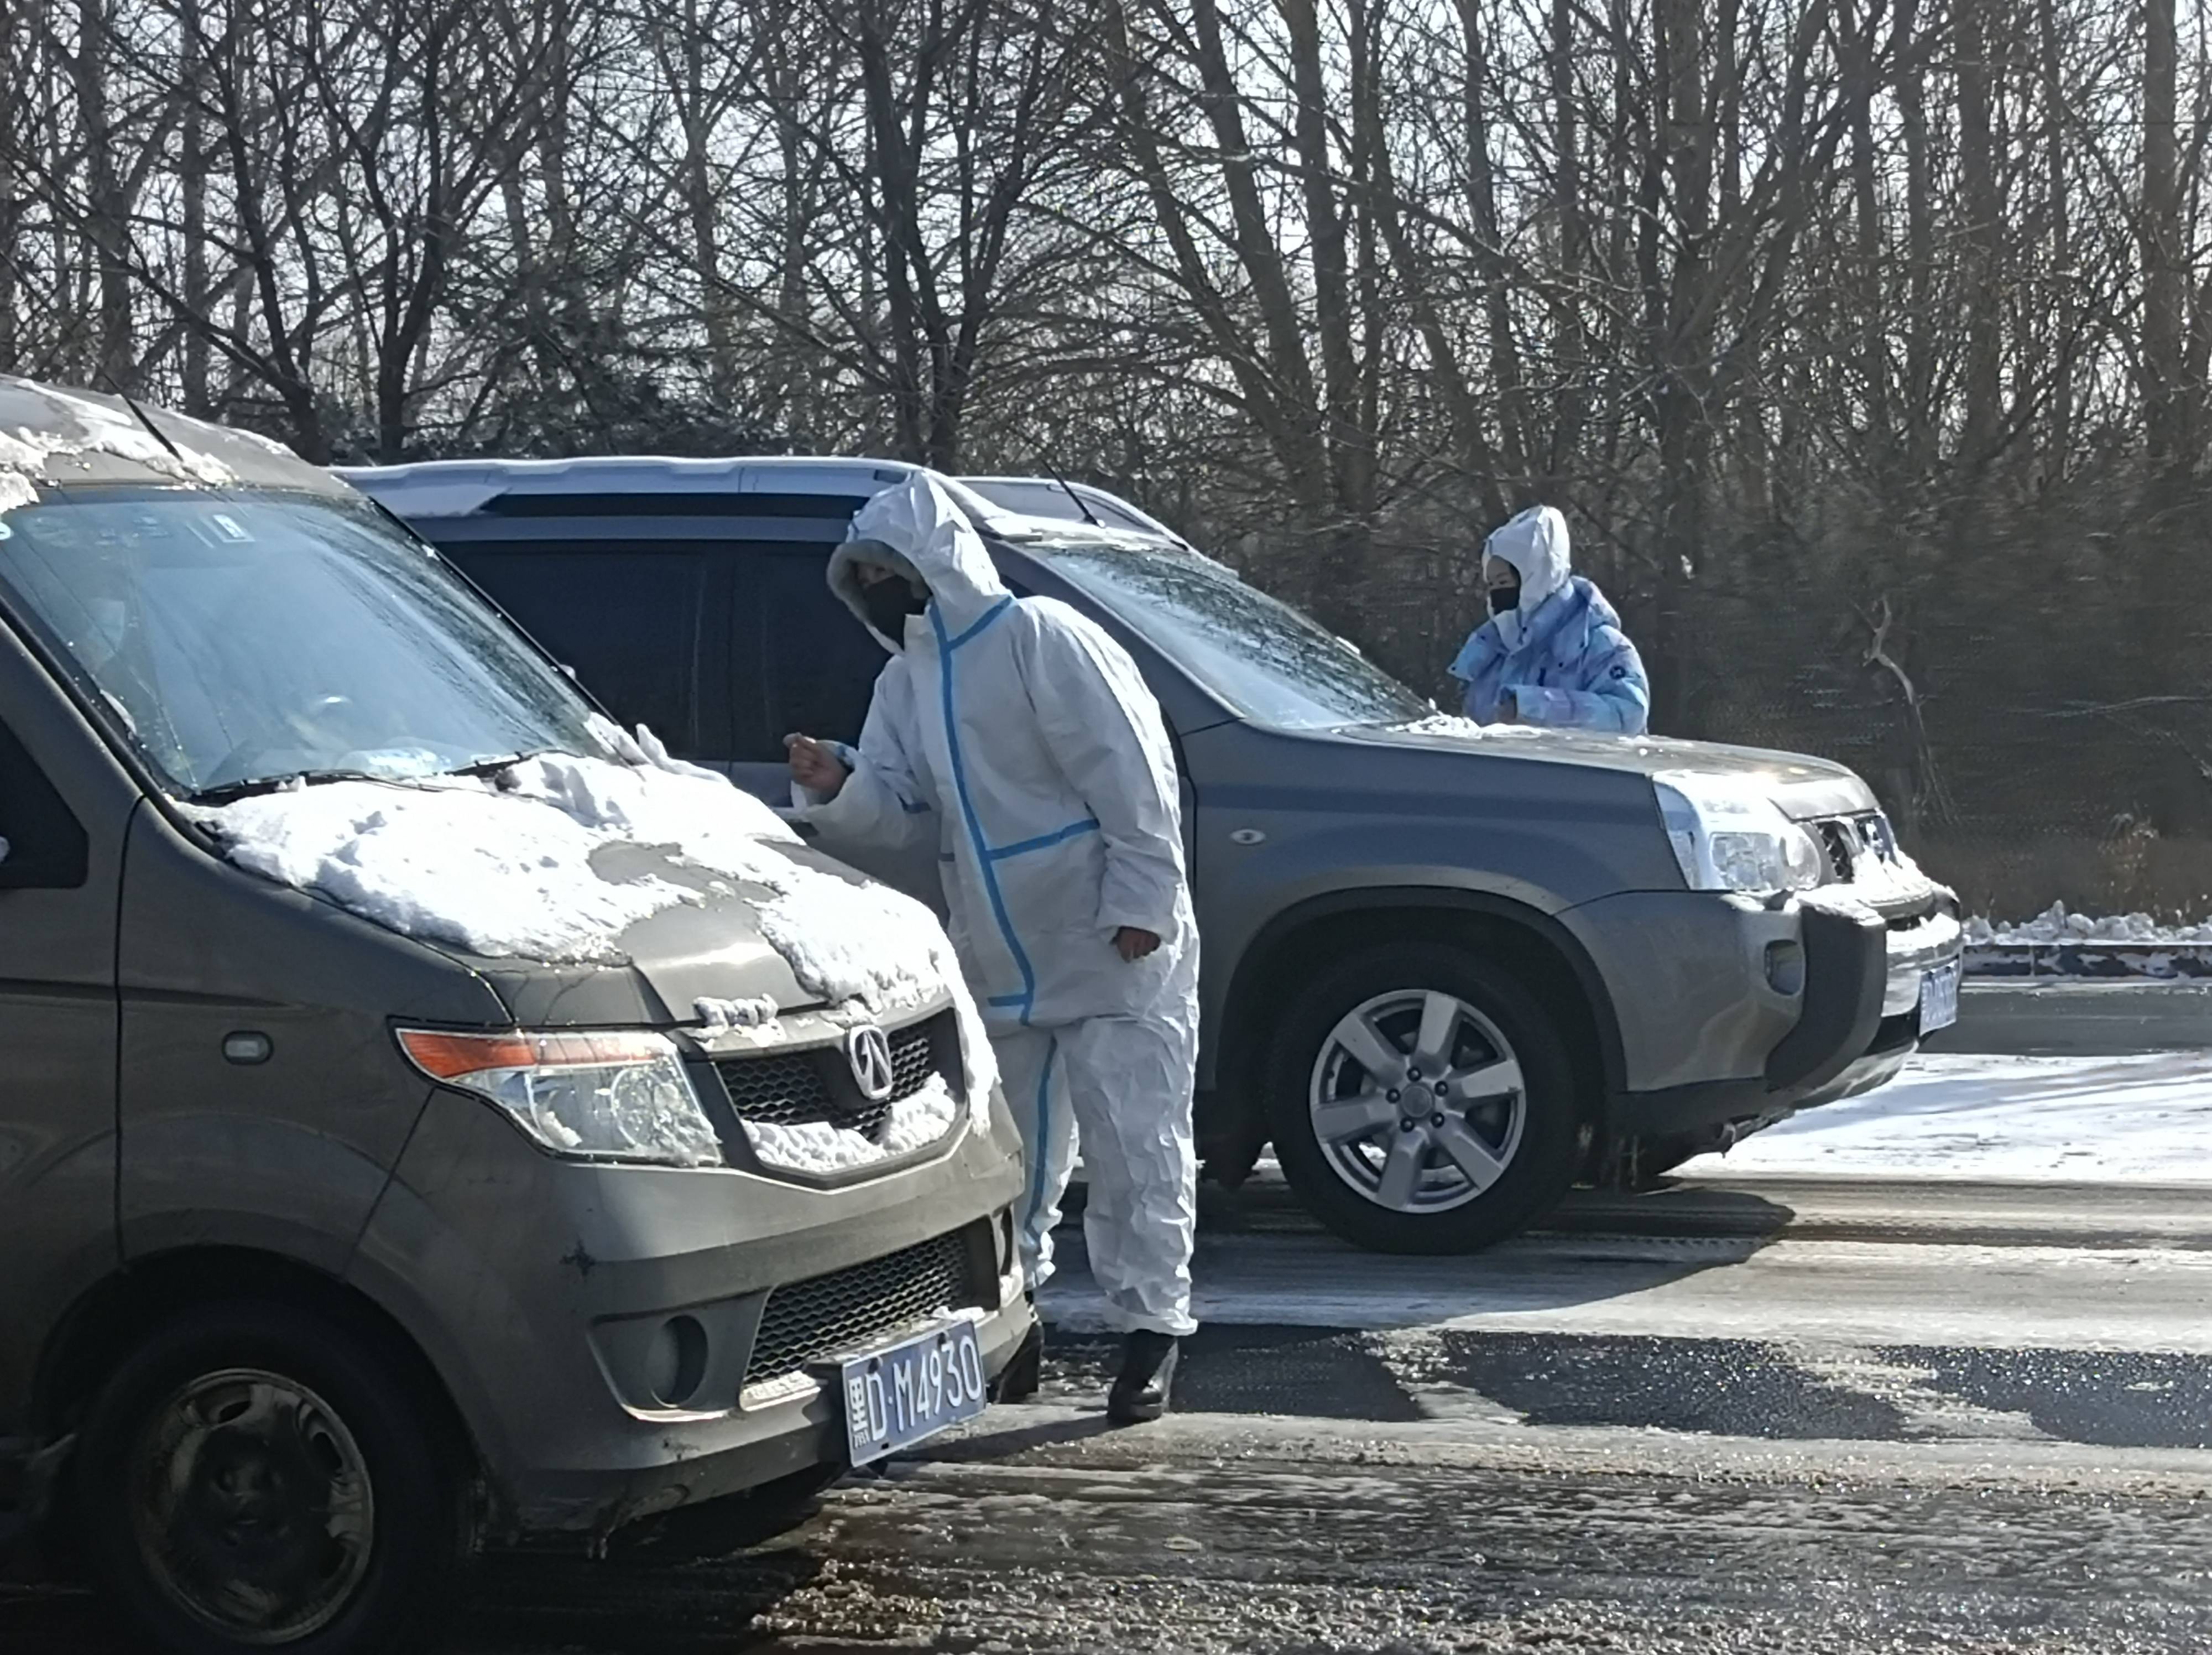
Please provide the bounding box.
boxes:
[1484,504,1573,612]
[831,472,1010,648]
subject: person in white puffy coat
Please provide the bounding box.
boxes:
[786,473,1199,1423]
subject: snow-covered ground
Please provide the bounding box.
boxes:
[1683,1052,2212,1184]
[1967,903,2212,946]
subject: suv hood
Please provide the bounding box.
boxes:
[1336,720,1881,821]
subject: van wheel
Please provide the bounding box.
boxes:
[1267,943,1582,1254]
[74,1301,471,1655]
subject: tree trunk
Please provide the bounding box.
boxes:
[71,0,136,388]
[1896,0,1936,472]
[2036,0,2069,475]
[2142,0,2182,469]
[1955,0,2004,464]
[179,0,210,415]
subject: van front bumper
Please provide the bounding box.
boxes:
[350,1090,1032,1540]
[1573,884,1963,1154]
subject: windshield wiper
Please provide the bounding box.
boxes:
[189,767,390,806]
[439,748,554,780]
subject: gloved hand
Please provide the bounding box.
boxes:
[785,733,851,798]
[1114,927,1161,961]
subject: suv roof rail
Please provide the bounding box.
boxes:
[335,456,1192,551]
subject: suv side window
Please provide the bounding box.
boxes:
[748,545,891,759]
[441,545,723,759]
[0,714,87,888]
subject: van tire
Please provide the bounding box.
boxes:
[74,1300,471,1655]
[1267,943,1582,1254]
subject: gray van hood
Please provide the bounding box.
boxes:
[458,840,898,1031]
[1337,722,1881,821]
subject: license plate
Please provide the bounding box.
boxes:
[1919,961,1962,1034]
[839,1319,988,1466]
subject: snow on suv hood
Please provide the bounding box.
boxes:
[1347,716,1880,821]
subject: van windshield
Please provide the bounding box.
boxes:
[0,489,612,797]
[1028,538,1432,731]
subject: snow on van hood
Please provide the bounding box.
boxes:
[189,730,997,1098]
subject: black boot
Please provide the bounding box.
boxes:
[994,1321,1042,1403]
[1106,1330,1179,1425]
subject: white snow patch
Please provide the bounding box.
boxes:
[739,1075,961,1175]
[1391,713,1543,741]
[1967,902,2212,947]
[192,727,999,1107]
[696,995,778,1031]
[0,384,236,507]
[1684,1053,2212,1184]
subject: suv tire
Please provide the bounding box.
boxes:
[74,1299,472,1655]
[1267,942,1582,1253]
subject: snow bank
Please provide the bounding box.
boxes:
[740,1076,961,1175]
[1683,1053,2212,1184]
[1966,903,2212,948]
[192,730,1000,1106]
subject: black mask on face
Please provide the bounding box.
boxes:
[1487,584,1522,615]
[861,577,929,644]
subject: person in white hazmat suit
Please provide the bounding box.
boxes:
[785,473,1199,1423]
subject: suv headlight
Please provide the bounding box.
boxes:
[1653,774,1824,895]
[398,1028,724,1167]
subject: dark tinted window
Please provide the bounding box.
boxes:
[446,547,714,757]
[0,717,87,888]
[748,547,889,760]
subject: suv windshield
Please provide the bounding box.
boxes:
[0,489,608,797]
[1028,538,1431,731]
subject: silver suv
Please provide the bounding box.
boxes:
[344,456,1966,1255]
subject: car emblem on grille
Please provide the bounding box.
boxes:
[845,1026,895,1102]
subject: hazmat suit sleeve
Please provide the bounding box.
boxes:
[791,657,939,852]
[1512,622,1652,736]
[1010,605,1188,946]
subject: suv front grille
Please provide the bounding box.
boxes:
[1812,813,1900,885]
[742,1230,983,1391]
[714,1014,947,1142]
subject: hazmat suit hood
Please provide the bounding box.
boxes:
[1483,505,1573,652]
[831,475,1010,649]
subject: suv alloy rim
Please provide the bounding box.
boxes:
[1307,990,1528,1214]
[129,1366,376,1644]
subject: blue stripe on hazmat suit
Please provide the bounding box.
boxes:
[1448,506,1651,736]
[791,473,1199,1338]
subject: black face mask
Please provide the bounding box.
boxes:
[1487,584,1522,615]
[861,577,929,644]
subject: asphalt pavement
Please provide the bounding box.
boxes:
[11,1168,2212,1653]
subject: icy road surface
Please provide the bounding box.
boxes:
[13,1063,2212,1652]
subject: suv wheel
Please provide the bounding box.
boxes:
[74,1301,471,1655]
[1267,943,1582,1253]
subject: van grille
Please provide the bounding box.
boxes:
[715,1016,946,1142]
[743,1230,981,1391]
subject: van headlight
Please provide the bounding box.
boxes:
[397,1028,724,1167]
[1653,774,1825,895]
